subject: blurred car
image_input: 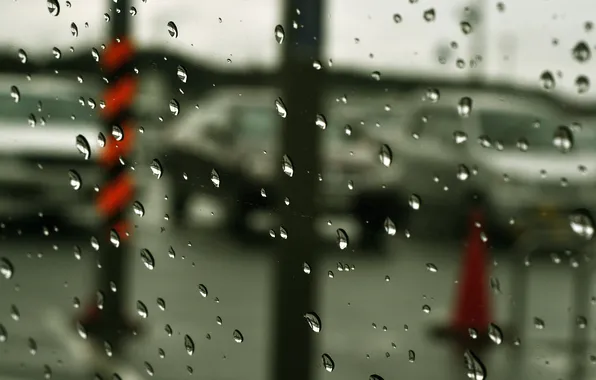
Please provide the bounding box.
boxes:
[392,87,596,246]
[0,74,103,229]
[162,86,409,249]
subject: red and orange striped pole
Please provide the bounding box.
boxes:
[77,36,137,349]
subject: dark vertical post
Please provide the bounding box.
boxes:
[271,0,323,379]
[79,0,136,376]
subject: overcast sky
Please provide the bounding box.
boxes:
[3,0,596,101]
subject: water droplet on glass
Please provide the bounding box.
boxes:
[70,22,78,37]
[10,305,20,321]
[233,329,244,343]
[460,21,472,34]
[68,170,82,190]
[140,248,155,270]
[453,130,468,144]
[184,334,195,355]
[379,144,392,167]
[576,75,590,94]
[43,365,52,379]
[464,350,486,380]
[488,323,503,344]
[576,315,587,329]
[136,300,148,318]
[169,99,180,116]
[539,70,555,90]
[0,257,14,282]
[10,86,20,103]
[457,97,472,117]
[408,349,415,362]
[384,217,396,236]
[369,375,384,380]
[275,98,287,118]
[109,231,120,249]
[426,263,438,272]
[150,159,163,179]
[111,125,123,141]
[91,48,100,62]
[0,324,6,342]
[423,8,436,22]
[274,24,285,44]
[167,21,178,38]
[534,317,545,329]
[422,304,431,314]
[210,169,221,187]
[198,284,208,297]
[393,14,402,23]
[409,194,421,210]
[52,47,62,59]
[553,125,573,153]
[572,41,591,63]
[282,155,294,177]
[569,210,594,240]
[156,297,166,311]
[304,312,321,333]
[133,201,145,217]
[144,362,154,377]
[457,164,470,181]
[426,88,440,102]
[47,0,60,16]
[75,135,91,160]
[517,138,529,152]
[176,65,188,83]
[315,114,327,129]
[322,353,335,372]
[336,228,349,250]
[371,71,381,80]
[90,236,100,251]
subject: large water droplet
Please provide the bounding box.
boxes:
[274,25,285,44]
[17,49,27,64]
[457,97,473,117]
[184,334,195,355]
[304,312,321,333]
[282,155,294,177]
[70,22,78,37]
[369,375,384,380]
[198,284,208,297]
[569,210,594,240]
[150,159,163,179]
[384,217,396,236]
[167,21,178,38]
[575,75,590,94]
[379,144,392,167]
[534,317,545,329]
[336,228,349,250]
[140,248,155,270]
[409,194,421,210]
[0,258,14,279]
[47,0,60,16]
[75,135,91,160]
[423,8,436,22]
[457,164,470,181]
[464,350,486,380]
[460,21,473,34]
[322,353,335,372]
[0,324,6,342]
[572,41,591,63]
[426,88,440,102]
[553,125,573,153]
[275,98,287,118]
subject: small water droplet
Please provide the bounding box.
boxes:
[47,0,60,16]
[233,329,244,343]
[210,169,221,187]
[68,170,82,190]
[572,41,591,63]
[150,159,163,179]
[70,22,78,37]
[534,317,545,329]
[408,349,415,362]
[198,284,208,297]
[167,21,178,38]
[409,194,421,210]
[136,300,148,318]
[315,114,327,129]
[169,99,180,116]
[336,228,349,250]
[488,323,503,344]
[275,98,287,118]
[176,65,188,83]
[457,164,470,181]
[539,71,555,90]
[393,14,402,23]
[379,144,392,167]
[0,258,14,279]
[274,24,285,44]
[304,312,321,333]
[140,248,155,270]
[423,8,436,22]
[576,75,590,94]
[322,353,335,372]
[384,217,396,236]
[553,125,573,153]
[569,210,594,240]
[282,155,294,177]
[184,334,195,355]
[457,97,473,117]
[10,86,20,103]
[133,201,145,217]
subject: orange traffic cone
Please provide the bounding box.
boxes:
[451,207,491,336]
[430,206,492,347]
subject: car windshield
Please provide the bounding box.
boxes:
[0,95,97,123]
[479,110,596,151]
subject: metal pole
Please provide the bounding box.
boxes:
[79,0,136,377]
[271,0,323,379]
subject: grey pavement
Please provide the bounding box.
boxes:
[0,196,594,380]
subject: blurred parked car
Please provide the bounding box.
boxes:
[162,86,410,250]
[393,87,596,247]
[0,74,102,230]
